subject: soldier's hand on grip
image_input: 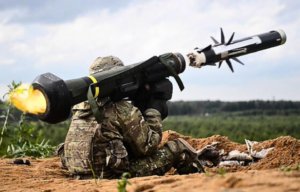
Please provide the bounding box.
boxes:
[146,100,168,120]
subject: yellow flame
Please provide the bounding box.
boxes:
[9,84,46,114]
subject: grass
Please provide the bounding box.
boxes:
[117,172,132,192]
[278,163,300,172]
[218,167,227,178]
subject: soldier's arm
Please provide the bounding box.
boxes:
[115,101,162,157]
[143,108,163,137]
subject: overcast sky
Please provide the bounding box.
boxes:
[0,0,299,101]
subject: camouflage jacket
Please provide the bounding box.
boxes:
[63,99,162,176]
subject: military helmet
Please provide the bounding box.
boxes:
[89,56,124,74]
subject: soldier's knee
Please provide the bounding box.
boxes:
[134,131,161,157]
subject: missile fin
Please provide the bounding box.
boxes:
[226,32,235,45]
[197,45,212,53]
[226,59,234,73]
[202,44,212,52]
[218,61,223,68]
[232,57,244,65]
[221,28,225,44]
[210,36,220,44]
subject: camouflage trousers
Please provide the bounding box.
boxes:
[129,146,174,177]
[58,141,174,179]
[58,139,202,179]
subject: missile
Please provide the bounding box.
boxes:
[185,29,286,72]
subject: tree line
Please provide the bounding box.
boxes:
[167,100,300,116]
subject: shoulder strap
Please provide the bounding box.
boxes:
[87,85,104,124]
[159,53,184,91]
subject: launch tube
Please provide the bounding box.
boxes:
[32,53,185,124]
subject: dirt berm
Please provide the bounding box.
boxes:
[1,131,300,192]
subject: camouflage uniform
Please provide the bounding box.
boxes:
[58,56,204,179]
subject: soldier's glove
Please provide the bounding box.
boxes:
[146,99,168,120]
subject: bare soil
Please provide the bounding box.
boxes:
[1,131,300,192]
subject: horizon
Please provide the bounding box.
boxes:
[1,96,299,103]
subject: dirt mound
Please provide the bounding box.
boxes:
[160,130,246,152]
[161,131,300,172]
[0,131,299,192]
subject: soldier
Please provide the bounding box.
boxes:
[57,56,204,179]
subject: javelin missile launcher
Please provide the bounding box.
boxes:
[31,29,286,124]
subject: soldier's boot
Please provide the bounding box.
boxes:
[165,138,205,174]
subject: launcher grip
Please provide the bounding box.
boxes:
[131,79,173,115]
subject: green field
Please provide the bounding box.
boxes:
[163,115,300,143]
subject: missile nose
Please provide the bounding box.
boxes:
[274,29,287,45]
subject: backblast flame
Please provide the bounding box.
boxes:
[9,84,46,114]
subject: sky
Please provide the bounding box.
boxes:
[0,0,299,101]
